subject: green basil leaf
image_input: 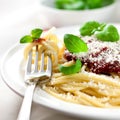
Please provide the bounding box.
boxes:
[79,21,101,36]
[95,25,119,42]
[97,23,106,31]
[20,35,33,43]
[64,34,88,53]
[59,59,82,75]
[31,28,43,39]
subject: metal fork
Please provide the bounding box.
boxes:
[17,46,52,120]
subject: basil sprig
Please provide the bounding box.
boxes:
[79,21,119,42]
[31,29,43,39]
[95,25,119,42]
[20,28,43,43]
[20,35,33,43]
[59,34,88,75]
[64,34,88,53]
[59,60,82,75]
[80,21,101,36]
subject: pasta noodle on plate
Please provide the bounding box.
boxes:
[21,23,120,108]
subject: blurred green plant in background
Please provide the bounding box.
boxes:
[54,0,115,10]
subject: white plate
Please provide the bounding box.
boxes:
[1,25,120,120]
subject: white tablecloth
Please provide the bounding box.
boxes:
[0,0,120,120]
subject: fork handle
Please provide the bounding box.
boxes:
[17,83,36,120]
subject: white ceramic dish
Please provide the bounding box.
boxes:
[39,0,117,27]
[1,25,120,120]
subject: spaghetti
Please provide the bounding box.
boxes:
[23,28,120,108]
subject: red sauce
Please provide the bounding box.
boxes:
[33,38,45,43]
[64,51,120,74]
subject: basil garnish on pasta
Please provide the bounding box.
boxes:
[79,21,119,42]
[79,21,101,36]
[20,35,33,43]
[20,28,43,43]
[59,60,82,75]
[31,28,43,39]
[64,34,88,53]
[95,24,119,42]
[59,34,88,75]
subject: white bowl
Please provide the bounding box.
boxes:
[39,0,117,27]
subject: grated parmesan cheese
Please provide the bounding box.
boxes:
[64,35,120,74]
[74,35,120,64]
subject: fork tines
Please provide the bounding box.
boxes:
[25,45,52,83]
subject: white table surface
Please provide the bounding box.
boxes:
[0,0,120,120]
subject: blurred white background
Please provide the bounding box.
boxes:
[0,0,120,29]
[0,0,34,16]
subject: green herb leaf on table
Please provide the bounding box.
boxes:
[79,21,101,36]
[64,34,88,53]
[20,35,33,43]
[59,59,82,75]
[31,28,43,39]
[95,24,119,42]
